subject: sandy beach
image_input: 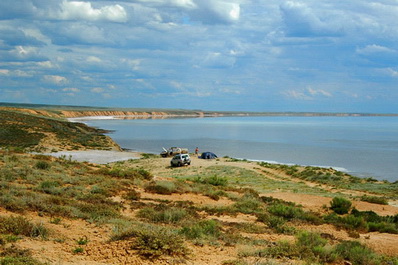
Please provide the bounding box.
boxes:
[42,150,140,164]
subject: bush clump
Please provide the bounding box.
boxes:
[111,223,189,259]
[360,195,388,205]
[192,175,228,186]
[144,181,177,195]
[0,245,45,265]
[99,167,153,180]
[34,161,50,170]
[133,227,189,259]
[334,241,380,265]
[137,205,190,224]
[123,190,141,201]
[233,193,264,214]
[0,216,48,238]
[180,219,221,240]
[330,197,352,215]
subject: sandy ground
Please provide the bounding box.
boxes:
[41,150,141,164]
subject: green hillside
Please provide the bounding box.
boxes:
[0,109,119,152]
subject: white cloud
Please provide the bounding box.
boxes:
[121,59,142,71]
[63,87,80,92]
[37,61,55,68]
[43,75,68,85]
[135,0,196,9]
[51,23,107,45]
[200,52,236,68]
[87,56,101,63]
[356,44,395,55]
[58,1,127,23]
[192,0,241,24]
[284,87,332,100]
[279,1,342,37]
[170,0,196,9]
[284,89,312,100]
[307,87,332,97]
[91,87,104,93]
[383,68,398,77]
[8,46,42,61]
[14,70,33,77]
[0,69,10,75]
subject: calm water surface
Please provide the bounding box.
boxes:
[84,116,398,181]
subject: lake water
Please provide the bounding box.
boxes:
[82,116,398,182]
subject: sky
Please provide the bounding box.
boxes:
[1,0,398,113]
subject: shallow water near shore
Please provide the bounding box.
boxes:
[83,116,398,181]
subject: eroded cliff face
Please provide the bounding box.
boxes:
[0,107,60,118]
[59,111,174,118]
[0,107,224,119]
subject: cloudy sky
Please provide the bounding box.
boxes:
[1,0,398,113]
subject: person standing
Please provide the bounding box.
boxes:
[195,147,199,156]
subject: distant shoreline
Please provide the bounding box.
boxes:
[67,112,398,122]
[1,102,398,118]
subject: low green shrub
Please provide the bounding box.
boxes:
[72,247,84,254]
[99,167,153,180]
[257,213,296,234]
[325,209,398,234]
[260,232,337,263]
[123,190,141,201]
[141,153,158,159]
[180,219,221,240]
[360,195,388,205]
[76,236,89,245]
[233,193,264,214]
[192,175,228,186]
[114,224,189,259]
[134,229,189,258]
[334,241,379,265]
[37,181,61,195]
[144,181,177,195]
[74,202,120,222]
[330,197,352,214]
[0,246,45,265]
[34,161,50,170]
[137,205,189,224]
[0,216,48,239]
[266,202,322,224]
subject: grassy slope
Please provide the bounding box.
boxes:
[0,109,119,152]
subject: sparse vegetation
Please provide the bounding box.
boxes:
[137,205,190,224]
[360,195,389,205]
[330,197,352,214]
[0,216,48,239]
[111,223,190,259]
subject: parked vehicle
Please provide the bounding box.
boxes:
[161,147,189,157]
[170,154,191,167]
